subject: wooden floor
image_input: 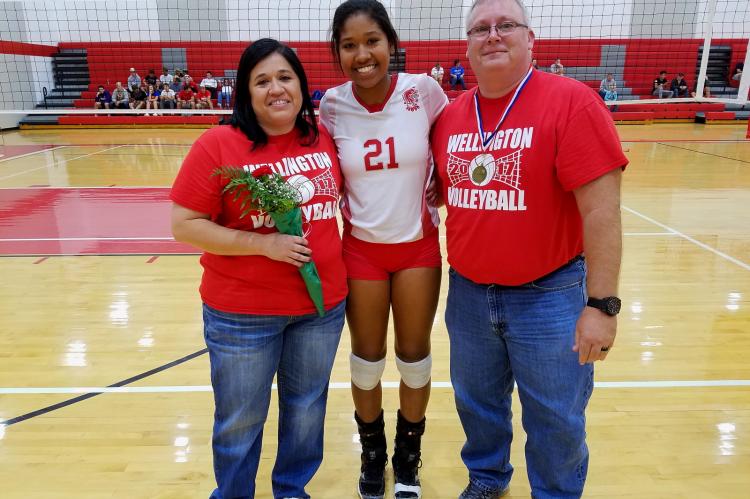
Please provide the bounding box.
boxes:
[0,123,748,498]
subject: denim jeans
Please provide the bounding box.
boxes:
[446,258,594,499]
[450,75,467,90]
[652,88,673,98]
[204,300,346,499]
[218,91,232,108]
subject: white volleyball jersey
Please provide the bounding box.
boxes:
[320,73,448,243]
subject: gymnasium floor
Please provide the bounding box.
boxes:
[0,123,748,498]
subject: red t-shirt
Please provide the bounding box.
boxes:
[431,69,628,285]
[178,89,194,101]
[170,125,348,314]
[196,90,210,101]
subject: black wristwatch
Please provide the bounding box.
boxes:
[586,296,621,316]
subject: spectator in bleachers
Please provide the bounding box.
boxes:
[94,85,111,110]
[159,83,176,109]
[183,74,199,92]
[217,78,233,109]
[430,62,444,86]
[598,73,617,101]
[111,82,129,109]
[195,85,213,110]
[177,84,195,110]
[670,73,689,98]
[531,58,539,70]
[145,69,158,87]
[145,84,161,114]
[160,67,173,86]
[450,59,466,90]
[129,85,147,110]
[170,76,183,93]
[200,71,218,99]
[652,70,673,98]
[550,58,564,75]
[732,63,743,81]
[127,68,142,89]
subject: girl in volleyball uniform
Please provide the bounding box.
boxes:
[321,73,446,247]
[320,1,447,498]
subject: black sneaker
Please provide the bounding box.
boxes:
[356,411,387,499]
[392,452,422,499]
[392,411,425,499]
[458,481,509,499]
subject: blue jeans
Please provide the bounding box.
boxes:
[446,259,594,499]
[204,300,346,499]
[450,75,467,90]
[218,91,232,108]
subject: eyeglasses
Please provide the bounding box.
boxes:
[467,22,528,40]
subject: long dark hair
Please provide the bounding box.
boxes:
[329,0,400,69]
[231,38,318,149]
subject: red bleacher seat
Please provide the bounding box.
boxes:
[610,112,655,121]
[704,112,736,120]
[58,115,221,126]
[56,38,746,109]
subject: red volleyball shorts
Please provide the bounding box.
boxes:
[342,231,442,280]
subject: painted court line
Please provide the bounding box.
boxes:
[0,145,125,182]
[440,232,676,241]
[0,145,67,165]
[623,139,748,144]
[2,379,749,394]
[0,185,169,190]
[0,237,175,242]
[623,232,676,236]
[3,234,673,243]
[622,205,750,271]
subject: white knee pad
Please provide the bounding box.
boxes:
[350,353,386,391]
[396,354,432,389]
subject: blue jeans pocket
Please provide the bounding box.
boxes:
[529,257,585,291]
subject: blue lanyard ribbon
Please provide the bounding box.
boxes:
[474,67,533,150]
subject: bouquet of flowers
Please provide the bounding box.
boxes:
[213,165,326,316]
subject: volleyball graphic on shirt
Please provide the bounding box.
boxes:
[287,174,316,204]
[468,154,495,187]
[448,149,523,190]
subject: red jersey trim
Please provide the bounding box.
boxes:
[353,74,399,114]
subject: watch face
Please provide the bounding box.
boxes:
[605,297,622,315]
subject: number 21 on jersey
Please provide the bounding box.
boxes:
[363,137,399,171]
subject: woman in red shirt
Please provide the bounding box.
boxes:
[170,38,347,499]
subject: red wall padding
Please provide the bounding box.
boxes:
[49,38,747,97]
[0,40,57,57]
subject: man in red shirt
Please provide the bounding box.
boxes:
[177,85,195,109]
[194,85,213,109]
[431,1,627,498]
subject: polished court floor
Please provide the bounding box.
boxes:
[0,124,748,498]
